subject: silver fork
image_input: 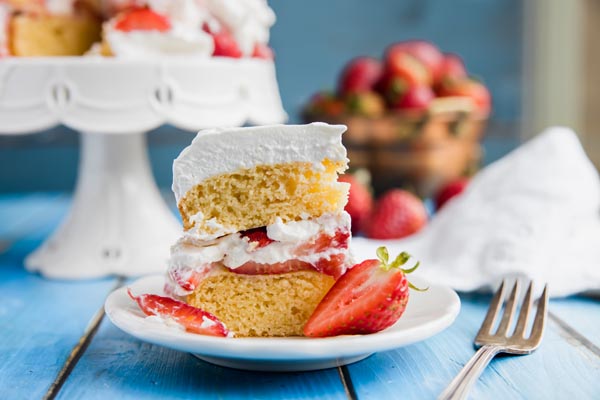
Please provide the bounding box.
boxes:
[438,280,549,400]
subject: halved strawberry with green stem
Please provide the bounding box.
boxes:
[128,289,230,337]
[303,246,425,337]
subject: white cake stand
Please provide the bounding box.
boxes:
[0,57,286,279]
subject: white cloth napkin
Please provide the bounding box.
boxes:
[353,127,600,298]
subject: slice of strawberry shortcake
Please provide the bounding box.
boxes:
[163,123,353,337]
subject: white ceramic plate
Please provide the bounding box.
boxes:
[105,274,460,372]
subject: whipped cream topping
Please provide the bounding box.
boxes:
[172,123,348,204]
[205,0,275,55]
[104,27,214,58]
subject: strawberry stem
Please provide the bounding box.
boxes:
[376,246,428,291]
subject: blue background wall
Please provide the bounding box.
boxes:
[0,0,522,193]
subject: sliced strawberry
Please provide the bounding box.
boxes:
[313,253,347,280]
[211,29,242,58]
[231,259,313,275]
[231,252,348,279]
[304,247,423,337]
[168,265,206,292]
[240,227,274,249]
[128,289,230,337]
[294,229,350,257]
[252,43,274,59]
[114,7,171,32]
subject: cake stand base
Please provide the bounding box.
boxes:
[25,132,181,279]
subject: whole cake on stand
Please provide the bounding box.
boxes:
[0,0,286,279]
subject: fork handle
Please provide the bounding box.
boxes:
[438,345,501,400]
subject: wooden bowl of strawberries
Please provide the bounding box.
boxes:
[303,41,490,197]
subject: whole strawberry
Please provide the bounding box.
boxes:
[338,57,383,95]
[365,189,427,240]
[435,178,469,210]
[339,174,373,234]
[304,246,424,337]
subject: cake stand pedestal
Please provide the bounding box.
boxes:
[0,58,286,279]
[25,132,181,278]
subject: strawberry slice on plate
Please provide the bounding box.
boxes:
[304,247,425,337]
[128,289,230,337]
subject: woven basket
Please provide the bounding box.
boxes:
[304,97,488,197]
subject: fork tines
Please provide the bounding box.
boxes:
[475,280,548,353]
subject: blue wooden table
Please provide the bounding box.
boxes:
[1,193,599,399]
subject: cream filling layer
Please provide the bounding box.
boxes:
[166,212,353,296]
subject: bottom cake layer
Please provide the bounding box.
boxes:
[186,269,335,337]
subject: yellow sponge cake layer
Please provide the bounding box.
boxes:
[9,13,101,56]
[179,159,349,237]
[187,269,335,337]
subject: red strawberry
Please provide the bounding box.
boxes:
[313,253,348,279]
[231,259,313,275]
[338,174,373,234]
[252,43,274,59]
[114,7,171,32]
[437,78,491,114]
[435,53,467,87]
[365,189,427,240]
[338,57,383,95]
[240,227,274,249]
[128,290,230,337]
[383,47,431,86]
[435,178,469,210]
[232,253,348,279]
[168,265,206,292]
[294,229,350,256]
[376,71,409,106]
[304,246,424,337]
[387,41,444,80]
[211,29,242,58]
[305,91,345,117]
[393,85,434,111]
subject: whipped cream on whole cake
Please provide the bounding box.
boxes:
[100,0,275,58]
[102,0,215,58]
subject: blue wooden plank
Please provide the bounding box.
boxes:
[0,192,68,237]
[549,297,600,349]
[58,319,348,400]
[0,194,118,399]
[346,294,600,399]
